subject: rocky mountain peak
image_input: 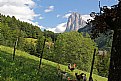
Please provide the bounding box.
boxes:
[65,12,86,32]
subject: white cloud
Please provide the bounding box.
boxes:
[44,6,54,13]
[46,27,56,32]
[81,15,94,22]
[32,22,45,29]
[63,13,71,18]
[35,22,39,25]
[56,14,60,18]
[39,16,44,20]
[55,23,67,33]
[0,0,41,27]
[39,25,46,29]
[68,10,72,13]
[0,0,35,8]
[46,22,67,33]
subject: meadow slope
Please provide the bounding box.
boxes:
[0,45,107,81]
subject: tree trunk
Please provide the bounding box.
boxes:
[108,29,121,81]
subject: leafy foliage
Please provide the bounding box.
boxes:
[0,14,43,47]
[89,1,121,81]
[54,31,97,72]
[0,13,110,78]
[96,52,110,77]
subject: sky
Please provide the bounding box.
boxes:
[0,0,118,33]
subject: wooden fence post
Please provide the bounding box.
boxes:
[89,49,96,81]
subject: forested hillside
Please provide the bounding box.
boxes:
[78,25,113,51]
[0,13,110,78]
[0,13,43,46]
[0,13,57,55]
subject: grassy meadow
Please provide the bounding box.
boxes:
[0,45,107,81]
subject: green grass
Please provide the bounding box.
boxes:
[25,38,37,45]
[0,45,107,81]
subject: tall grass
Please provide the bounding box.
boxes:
[0,45,107,81]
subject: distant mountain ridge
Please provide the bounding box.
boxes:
[78,24,92,33]
[65,12,87,32]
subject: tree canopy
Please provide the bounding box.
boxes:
[54,31,97,72]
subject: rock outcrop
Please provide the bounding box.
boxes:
[65,12,86,32]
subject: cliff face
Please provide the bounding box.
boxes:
[65,12,86,32]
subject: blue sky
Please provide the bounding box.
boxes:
[32,0,117,32]
[0,0,118,32]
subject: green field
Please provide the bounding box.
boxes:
[0,45,107,81]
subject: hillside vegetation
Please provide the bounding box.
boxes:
[0,45,107,81]
[0,14,110,77]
